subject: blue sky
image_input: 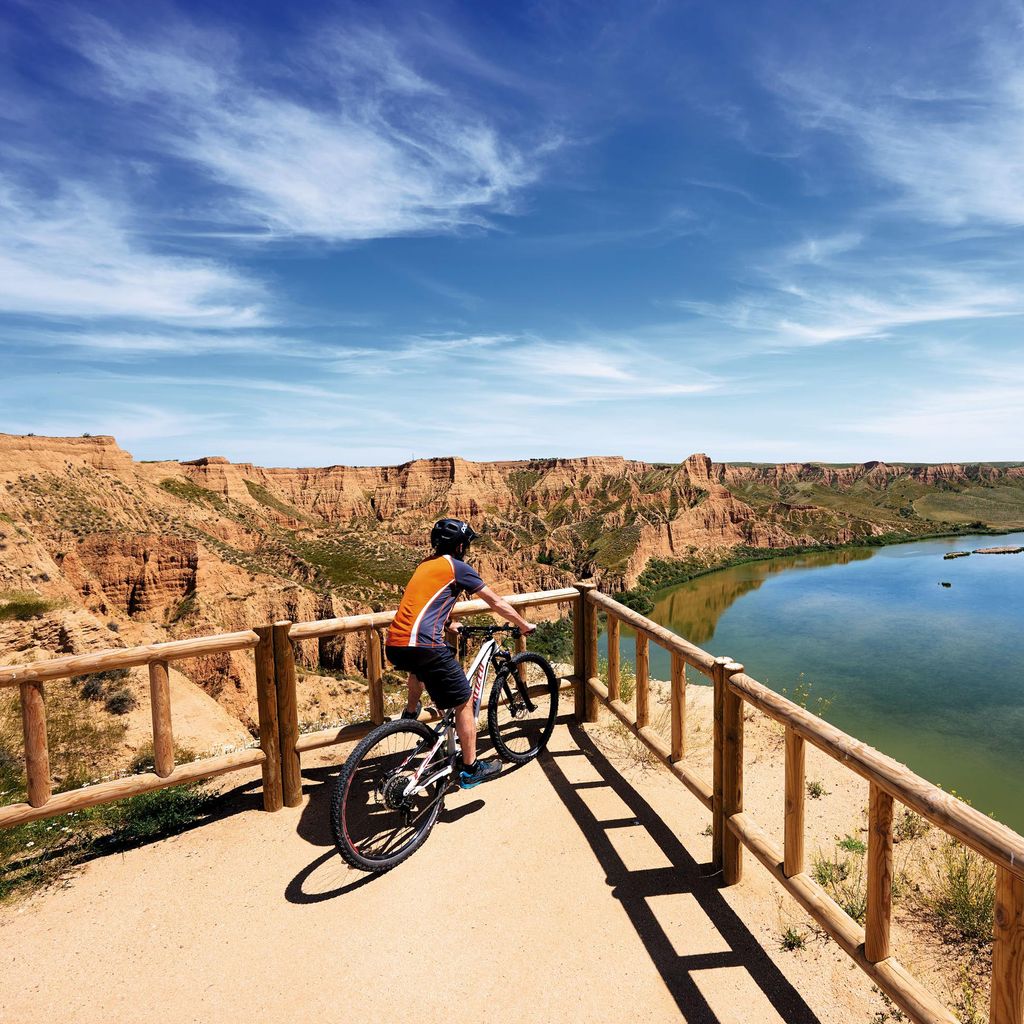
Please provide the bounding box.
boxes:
[2,0,1023,465]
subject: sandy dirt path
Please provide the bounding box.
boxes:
[0,712,883,1024]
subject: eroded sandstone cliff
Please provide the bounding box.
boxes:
[2,434,1022,733]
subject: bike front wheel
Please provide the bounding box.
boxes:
[487,652,559,764]
[330,718,448,873]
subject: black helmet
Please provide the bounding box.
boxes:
[430,518,478,554]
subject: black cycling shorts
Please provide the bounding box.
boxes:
[385,645,472,710]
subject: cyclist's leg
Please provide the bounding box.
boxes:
[404,672,424,715]
[453,698,477,765]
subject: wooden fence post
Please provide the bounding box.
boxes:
[573,582,598,722]
[713,656,744,881]
[148,659,175,778]
[670,652,686,761]
[514,632,527,656]
[866,783,894,963]
[635,633,650,729]
[721,660,745,885]
[253,625,283,812]
[784,727,805,877]
[991,866,1024,1024]
[712,657,727,870]
[272,622,303,808]
[606,616,620,703]
[20,682,50,808]
[365,627,385,726]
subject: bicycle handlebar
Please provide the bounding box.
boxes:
[455,624,522,638]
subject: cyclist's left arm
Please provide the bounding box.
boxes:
[475,586,536,634]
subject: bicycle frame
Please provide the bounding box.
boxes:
[398,637,510,798]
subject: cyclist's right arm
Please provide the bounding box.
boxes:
[475,586,536,634]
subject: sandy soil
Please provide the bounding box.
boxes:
[0,689,959,1024]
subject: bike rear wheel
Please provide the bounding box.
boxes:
[487,652,559,764]
[330,718,449,873]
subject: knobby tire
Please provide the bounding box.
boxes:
[331,718,448,873]
[487,652,559,764]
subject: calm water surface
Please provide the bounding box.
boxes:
[601,532,1024,830]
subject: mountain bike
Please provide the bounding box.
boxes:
[330,625,559,873]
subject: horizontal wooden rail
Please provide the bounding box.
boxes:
[295,722,373,753]
[0,748,265,829]
[586,590,717,675]
[288,587,579,640]
[727,670,1024,882]
[0,630,260,687]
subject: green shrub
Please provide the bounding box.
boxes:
[812,853,849,887]
[839,835,867,854]
[618,658,636,703]
[129,743,196,774]
[928,838,995,943]
[528,617,574,663]
[75,667,131,703]
[781,675,834,717]
[74,668,136,713]
[806,779,828,799]
[103,689,138,715]
[616,590,654,615]
[99,784,213,843]
[0,592,57,621]
[779,926,806,951]
[80,677,105,701]
[812,848,867,923]
[169,593,197,623]
[894,808,930,843]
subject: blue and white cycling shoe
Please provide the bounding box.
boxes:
[458,757,501,789]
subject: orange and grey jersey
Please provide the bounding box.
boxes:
[386,555,485,648]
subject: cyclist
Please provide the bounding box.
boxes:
[385,517,536,789]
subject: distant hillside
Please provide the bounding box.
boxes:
[2,433,1022,730]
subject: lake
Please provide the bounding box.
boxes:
[600,532,1024,831]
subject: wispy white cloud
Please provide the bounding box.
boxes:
[75,20,550,243]
[681,259,1024,350]
[328,334,512,374]
[10,327,355,359]
[0,178,265,324]
[763,25,1024,227]
[70,372,346,401]
[781,231,864,265]
[328,331,723,403]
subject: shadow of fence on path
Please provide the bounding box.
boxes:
[540,718,821,1024]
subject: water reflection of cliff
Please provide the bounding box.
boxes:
[649,547,876,646]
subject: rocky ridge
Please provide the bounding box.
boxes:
[2,434,1022,737]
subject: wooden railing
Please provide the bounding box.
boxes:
[0,588,579,825]
[2,582,1022,1023]
[0,629,283,827]
[578,585,1024,1024]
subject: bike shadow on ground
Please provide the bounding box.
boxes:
[539,717,822,1024]
[284,740,512,905]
